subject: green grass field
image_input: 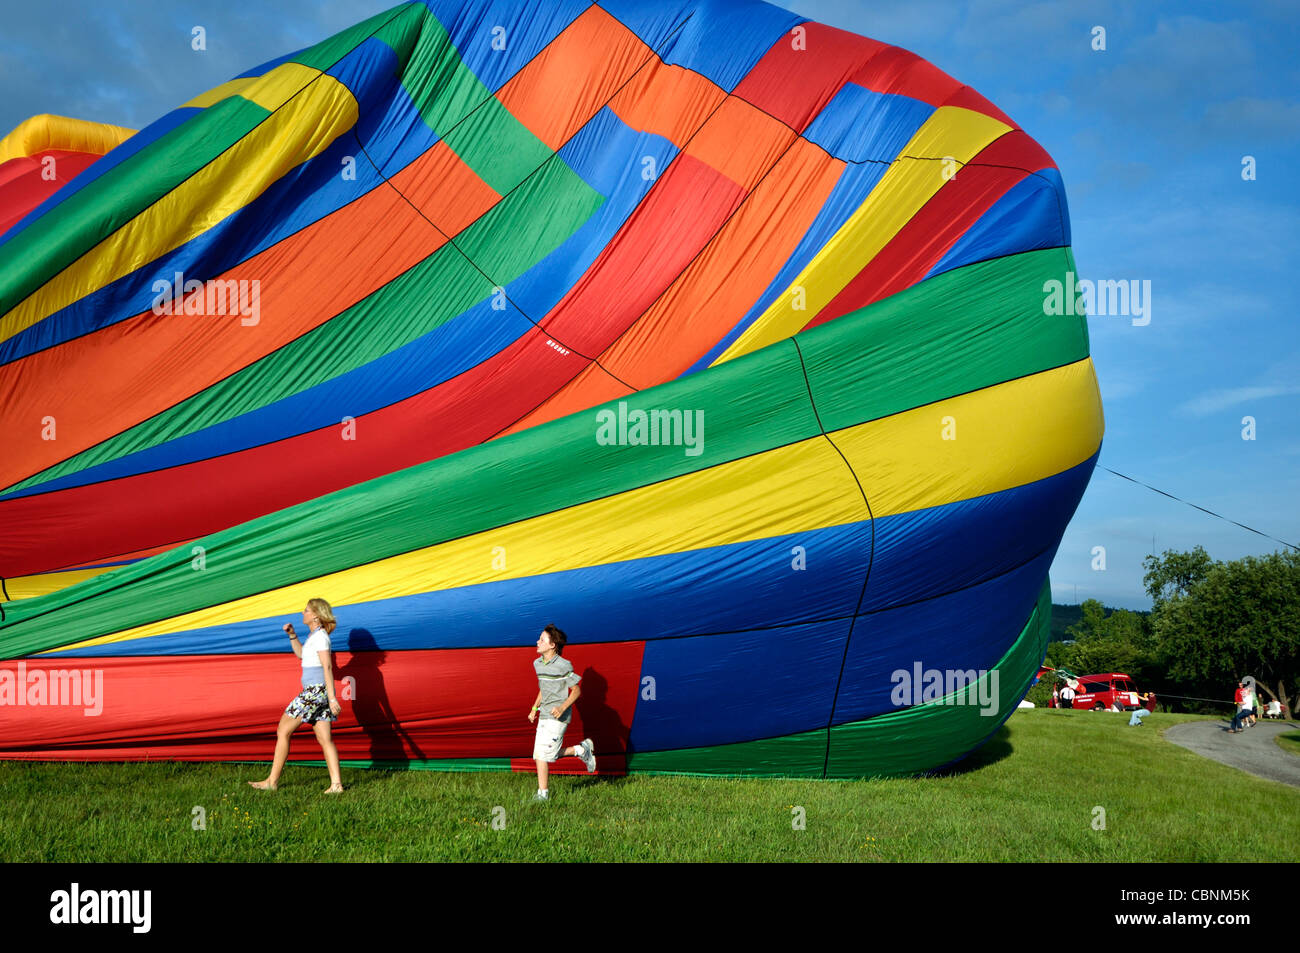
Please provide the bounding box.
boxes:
[2,708,1296,862]
[1277,730,1300,758]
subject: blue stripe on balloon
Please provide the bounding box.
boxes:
[860,445,1093,612]
[829,548,1055,726]
[40,451,1093,667]
[628,617,850,750]
[926,168,1069,279]
[628,551,1055,749]
[800,81,934,164]
[600,0,801,91]
[38,521,874,657]
[625,452,1093,748]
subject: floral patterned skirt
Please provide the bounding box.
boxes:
[285,684,334,725]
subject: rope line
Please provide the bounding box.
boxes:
[1100,466,1298,552]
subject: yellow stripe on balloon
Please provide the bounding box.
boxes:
[182,78,260,109]
[181,63,327,111]
[0,64,358,344]
[2,565,117,601]
[711,105,1012,365]
[49,357,1101,651]
[829,356,1104,516]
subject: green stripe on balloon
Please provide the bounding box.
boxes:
[290,3,422,73]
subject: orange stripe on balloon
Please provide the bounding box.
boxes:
[607,61,726,147]
[386,139,502,235]
[683,95,796,191]
[495,5,653,152]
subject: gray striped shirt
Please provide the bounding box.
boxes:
[534,654,581,722]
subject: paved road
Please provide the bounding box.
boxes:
[1164,719,1300,788]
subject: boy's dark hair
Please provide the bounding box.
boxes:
[543,623,567,655]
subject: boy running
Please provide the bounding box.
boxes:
[528,623,595,800]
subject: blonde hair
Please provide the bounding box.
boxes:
[306,598,337,634]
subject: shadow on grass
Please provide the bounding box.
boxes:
[925,724,1014,778]
[556,771,635,793]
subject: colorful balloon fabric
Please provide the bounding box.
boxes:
[0,0,1102,777]
[0,115,135,239]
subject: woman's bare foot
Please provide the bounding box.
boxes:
[324,783,344,794]
[248,779,278,791]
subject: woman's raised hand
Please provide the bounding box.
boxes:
[283,623,296,637]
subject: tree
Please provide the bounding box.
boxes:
[1066,598,1109,641]
[1143,546,1213,608]
[1149,549,1300,719]
[1057,599,1156,683]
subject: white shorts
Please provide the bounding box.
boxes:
[533,718,568,762]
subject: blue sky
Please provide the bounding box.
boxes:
[2,0,1296,610]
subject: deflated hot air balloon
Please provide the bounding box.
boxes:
[0,0,1101,778]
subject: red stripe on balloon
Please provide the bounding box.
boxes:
[0,641,645,763]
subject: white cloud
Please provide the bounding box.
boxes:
[1179,383,1300,416]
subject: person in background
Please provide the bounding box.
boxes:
[1265,698,1283,720]
[1051,686,1060,709]
[1229,680,1249,734]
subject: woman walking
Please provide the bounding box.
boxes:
[249,598,344,793]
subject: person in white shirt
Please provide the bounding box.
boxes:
[249,598,345,793]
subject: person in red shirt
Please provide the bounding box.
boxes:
[1229,681,1249,733]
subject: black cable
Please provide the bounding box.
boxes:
[1100,466,1298,552]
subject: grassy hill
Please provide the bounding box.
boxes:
[1,708,1295,862]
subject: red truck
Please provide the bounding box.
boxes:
[1067,673,1152,711]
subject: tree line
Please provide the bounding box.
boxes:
[1027,546,1299,718]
